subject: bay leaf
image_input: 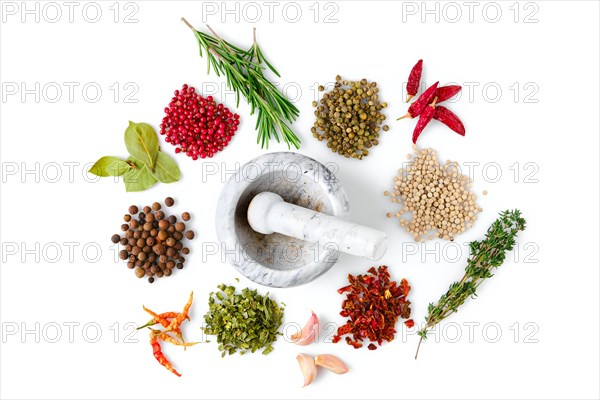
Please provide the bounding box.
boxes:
[124,121,159,170]
[151,151,181,183]
[123,157,157,192]
[89,156,130,177]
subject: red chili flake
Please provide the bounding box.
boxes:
[404,319,415,328]
[334,265,412,350]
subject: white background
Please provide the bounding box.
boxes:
[1,1,599,399]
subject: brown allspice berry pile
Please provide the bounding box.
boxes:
[386,147,481,241]
[311,75,389,160]
[112,197,196,283]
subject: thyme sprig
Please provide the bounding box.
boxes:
[181,18,300,149]
[415,209,526,359]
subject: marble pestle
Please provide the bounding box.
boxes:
[247,192,388,260]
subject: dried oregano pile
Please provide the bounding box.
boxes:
[203,284,284,357]
[311,75,389,160]
[386,147,481,241]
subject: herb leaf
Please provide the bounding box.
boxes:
[88,156,130,177]
[415,209,526,358]
[123,157,157,192]
[203,284,284,357]
[124,121,159,170]
[151,151,181,183]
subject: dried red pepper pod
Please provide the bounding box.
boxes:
[412,97,437,144]
[434,105,465,136]
[435,85,461,103]
[405,59,423,102]
[398,81,439,120]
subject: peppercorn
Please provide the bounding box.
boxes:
[143,222,153,231]
[146,213,155,223]
[155,211,165,220]
[157,230,168,241]
[120,224,128,232]
[175,222,186,232]
[312,76,388,160]
[165,197,174,207]
[173,231,183,241]
[135,267,145,278]
[168,225,176,234]
[148,277,155,284]
[129,220,139,229]
[119,250,128,260]
[119,237,128,245]
[185,230,195,240]
[127,261,135,269]
[386,147,481,241]
[111,234,120,244]
[152,202,161,211]
[158,220,169,230]
[181,212,190,221]
[138,252,147,262]
[123,214,131,223]
[182,247,190,255]
[166,237,176,247]
[176,263,183,269]
[129,205,138,214]
[143,206,151,213]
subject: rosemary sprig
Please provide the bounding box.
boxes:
[415,209,526,359]
[181,18,300,149]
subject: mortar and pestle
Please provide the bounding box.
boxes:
[216,152,388,287]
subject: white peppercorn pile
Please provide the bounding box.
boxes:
[385,147,481,241]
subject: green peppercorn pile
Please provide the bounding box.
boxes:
[203,284,284,357]
[311,75,389,160]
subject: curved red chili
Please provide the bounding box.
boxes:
[435,85,461,103]
[412,98,437,143]
[398,81,439,120]
[434,105,465,136]
[406,59,423,102]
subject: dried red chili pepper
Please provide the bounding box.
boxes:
[406,59,423,102]
[150,330,181,377]
[412,97,438,144]
[434,105,465,136]
[398,81,439,120]
[404,319,415,328]
[435,85,461,103]
[333,266,412,350]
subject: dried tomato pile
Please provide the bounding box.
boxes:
[333,266,412,350]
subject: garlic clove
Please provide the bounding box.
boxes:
[291,310,319,346]
[314,354,349,375]
[296,353,317,387]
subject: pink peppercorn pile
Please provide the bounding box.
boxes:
[159,84,240,160]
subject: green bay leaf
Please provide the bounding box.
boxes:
[124,121,159,170]
[123,157,157,192]
[151,151,181,183]
[89,156,130,177]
